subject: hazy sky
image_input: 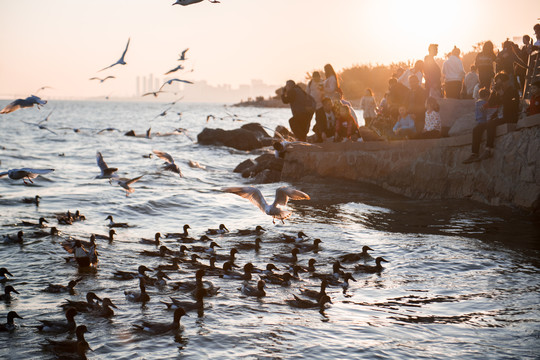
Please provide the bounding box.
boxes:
[1,0,538,99]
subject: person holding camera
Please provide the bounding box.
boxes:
[281,80,315,141]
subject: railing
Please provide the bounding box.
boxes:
[523,50,540,100]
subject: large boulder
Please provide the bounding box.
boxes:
[197,122,274,151]
[236,153,284,183]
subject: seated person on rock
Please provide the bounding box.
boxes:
[335,103,360,142]
[313,97,337,142]
[411,97,441,139]
[390,105,416,139]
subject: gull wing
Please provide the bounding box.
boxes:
[274,186,310,207]
[0,99,24,114]
[0,171,9,178]
[223,187,268,214]
[152,150,175,164]
[19,168,55,179]
[119,38,130,62]
[96,152,109,171]
[126,175,143,186]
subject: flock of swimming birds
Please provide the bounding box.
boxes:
[1,202,389,359]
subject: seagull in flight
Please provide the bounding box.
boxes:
[142,90,166,98]
[177,48,189,61]
[95,152,119,179]
[35,86,53,94]
[0,95,47,114]
[116,175,144,196]
[99,38,130,72]
[0,168,55,184]
[89,76,116,83]
[153,150,182,177]
[153,107,172,120]
[20,111,58,135]
[168,96,184,106]
[223,186,310,224]
[164,64,184,75]
[159,78,193,91]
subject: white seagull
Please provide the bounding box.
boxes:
[153,150,182,177]
[99,38,130,72]
[89,76,116,83]
[0,95,47,114]
[0,168,54,184]
[95,152,119,179]
[159,78,193,91]
[223,186,310,224]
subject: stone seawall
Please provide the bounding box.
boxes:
[281,114,540,212]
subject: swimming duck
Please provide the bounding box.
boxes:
[37,308,78,333]
[196,257,220,275]
[57,211,74,225]
[93,229,116,242]
[44,277,83,294]
[171,269,206,291]
[125,278,150,303]
[220,262,253,281]
[73,210,86,221]
[213,248,238,263]
[165,224,191,239]
[312,261,345,281]
[339,246,374,263]
[22,194,40,206]
[235,237,262,252]
[113,265,152,281]
[328,273,356,290]
[155,258,181,271]
[61,292,101,312]
[140,232,161,246]
[271,248,300,263]
[296,238,322,253]
[236,225,265,236]
[206,224,229,235]
[17,217,48,228]
[290,264,307,279]
[280,231,308,243]
[0,285,19,301]
[42,324,91,354]
[2,230,24,244]
[133,307,187,334]
[140,245,173,257]
[105,215,129,228]
[0,311,23,332]
[306,258,317,273]
[161,294,204,313]
[30,226,59,238]
[286,294,332,309]
[146,270,171,287]
[0,267,13,282]
[190,241,220,255]
[262,272,293,286]
[355,257,388,273]
[252,263,279,275]
[300,279,329,301]
[240,280,266,297]
[198,235,213,242]
[61,235,94,254]
[90,298,117,318]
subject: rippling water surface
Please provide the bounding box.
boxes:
[0,100,539,359]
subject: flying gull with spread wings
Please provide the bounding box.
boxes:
[99,38,130,72]
[1,95,47,114]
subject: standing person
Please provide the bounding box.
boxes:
[462,71,519,164]
[323,64,341,101]
[424,44,442,98]
[306,71,324,112]
[526,81,540,116]
[360,88,377,127]
[313,97,337,142]
[412,97,441,139]
[442,46,465,99]
[407,75,427,133]
[534,23,540,48]
[387,77,410,122]
[280,80,315,141]
[463,65,479,99]
[475,41,497,89]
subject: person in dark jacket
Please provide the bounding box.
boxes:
[281,80,315,141]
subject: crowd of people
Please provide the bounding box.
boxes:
[280,23,540,163]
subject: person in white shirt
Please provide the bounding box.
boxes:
[463,65,480,99]
[323,64,341,101]
[359,88,378,127]
[442,46,466,99]
[306,71,324,111]
[398,60,424,89]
